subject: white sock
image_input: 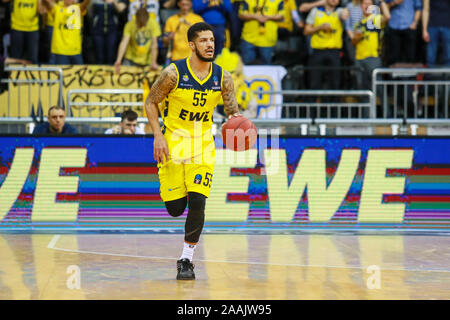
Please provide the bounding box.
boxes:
[180,242,196,261]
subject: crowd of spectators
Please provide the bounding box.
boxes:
[0,0,449,91]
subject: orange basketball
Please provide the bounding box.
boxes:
[221,116,257,151]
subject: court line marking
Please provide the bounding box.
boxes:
[47,239,450,274]
[47,235,60,249]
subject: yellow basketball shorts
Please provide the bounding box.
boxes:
[158,160,214,202]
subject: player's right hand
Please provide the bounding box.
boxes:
[154,134,169,164]
[228,112,242,119]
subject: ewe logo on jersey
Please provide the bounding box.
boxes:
[18,2,34,8]
[178,109,211,122]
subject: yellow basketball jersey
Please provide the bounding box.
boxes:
[11,0,39,32]
[310,7,343,50]
[159,57,223,162]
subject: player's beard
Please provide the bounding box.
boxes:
[195,46,214,62]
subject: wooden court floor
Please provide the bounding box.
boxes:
[0,232,449,300]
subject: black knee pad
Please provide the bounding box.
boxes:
[165,197,187,217]
[188,192,206,212]
[185,192,206,244]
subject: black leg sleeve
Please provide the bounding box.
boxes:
[165,196,187,217]
[184,192,206,244]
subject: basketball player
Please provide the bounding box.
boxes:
[145,22,240,280]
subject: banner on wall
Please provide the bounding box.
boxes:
[243,65,287,119]
[0,64,287,119]
[0,65,160,118]
[0,136,449,230]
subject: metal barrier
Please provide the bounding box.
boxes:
[257,90,375,119]
[1,65,450,135]
[282,65,364,91]
[0,66,64,117]
[67,88,375,120]
[372,68,450,119]
[67,89,144,118]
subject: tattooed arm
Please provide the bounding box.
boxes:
[145,64,178,164]
[221,70,241,118]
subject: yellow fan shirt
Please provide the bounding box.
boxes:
[11,0,39,32]
[51,3,85,55]
[277,0,297,32]
[354,14,384,60]
[239,0,285,47]
[164,12,204,61]
[309,7,344,50]
[46,1,63,27]
[124,18,161,66]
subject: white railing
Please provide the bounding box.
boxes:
[1,66,64,117]
[256,90,375,119]
[372,68,450,119]
[67,89,144,118]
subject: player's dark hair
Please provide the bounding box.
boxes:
[121,110,138,122]
[187,22,214,42]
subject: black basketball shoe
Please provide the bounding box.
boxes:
[177,258,195,280]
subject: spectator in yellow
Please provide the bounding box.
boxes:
[127,0,160,23]
[304,0,349,89]
[114,7,161,73]
[238,0,285,65]
[277,0,304,63]
[43,0,62,64]
[163,0,203,63]
[215,48,257,118]
[43,0,91,64]
[352,0,390,89]
[278,0,303,37]
[8,0,43,64]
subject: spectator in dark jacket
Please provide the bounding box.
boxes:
[422,0,450,67]
[192,0,233,56]
[89,0,127,65]
[33,106,77,134]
